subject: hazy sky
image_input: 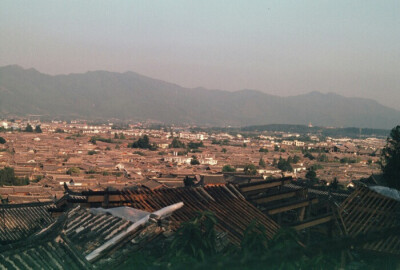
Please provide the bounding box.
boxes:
[1,1,399,109]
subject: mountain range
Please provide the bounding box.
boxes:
[0,65,399,129]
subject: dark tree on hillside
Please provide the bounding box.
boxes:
[222,165,236,172]
[244,164,257,175]
[381,125,400,189]
[129,135,157,150]
[277,157,293,172]
[0,137,6,144]
[306,170,317,181]
[190,156,200,165]
[170,138,185,148]
[25,124,33,132]
[0,167,29,186]
[35,125,42,133]
[259,158,266,168]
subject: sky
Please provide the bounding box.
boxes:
[1,0,399,109]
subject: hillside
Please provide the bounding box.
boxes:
[0,65,399,129]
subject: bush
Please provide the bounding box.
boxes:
[222,165,236,172]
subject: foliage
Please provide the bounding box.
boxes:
[170,211,218,262]
[222,165,236,172]
[259,158,266,168]
[277,157,293,172]
[191,156,200,165]
[35,125,42,133]
[55,128,64,133]
[310,164,324,171]
[330,177,339,190]
[90,136,113,144]
[244,164,257,175]
[129,135,157,150]
[221,148,227,153]
[66,167,80,175]
[170,138,186,148]
[259,147,269,153]
[188,141,204,149]
[0,137,6,144]
[304,152,315,160]
[381,125,400,189]
[306,169,317,181]
[317,153,329,162]
[340,157,357,164]
[25,124,33,132]
[212,139,229,145]
[274,145,280,151]
[0,167,29,186]
[88,150,97,155]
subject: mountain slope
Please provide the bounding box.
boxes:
[0,65,399,129]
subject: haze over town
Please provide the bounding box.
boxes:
[1,1,399,109]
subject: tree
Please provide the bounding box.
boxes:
[222,165,236,172]
[244,164,257,175]
[0,167,29,186]
[330,177,339,190]
[25,124,33,132]
[277,157,293,172]
[221,148,227,153]
[129,135,157,150]
[35,125,42,133]
[190,156,200,165]
[170,138,185,148]
[305,170,317,181]
[0,137,6,144]
[381,125,400,189]
[259,158,266,168]
[66,167,80,175]
[259,147,269,153]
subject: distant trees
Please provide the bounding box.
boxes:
[188,141,204,149]
[340,157,357,164]
[25,124,33,132]
[67,167,80,175]
[128,135,157,150]
[305,169,317,181]
[90,136,113,144]
[303,152,315,160]
[0,137,6,144]
[190,156,200,165]
[317,154,329,162]
[259,158,266,168]
[259,147,269,153]
[244,164,257,175]
[222,165,236,172]
[277,157,293,172]
[24,124,42,133]
[35,125,42,133]
[381,125,400,189]
[170,138,186,148]
[0,167,29,186]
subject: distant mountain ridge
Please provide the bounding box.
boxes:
[0,65,399,129]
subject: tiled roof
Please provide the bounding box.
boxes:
[0,202,55,244]
[76,185,280,244]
